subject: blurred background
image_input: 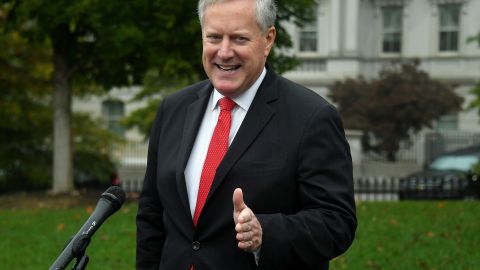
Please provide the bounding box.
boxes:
[2,0,480,198]
[1,0,479,269]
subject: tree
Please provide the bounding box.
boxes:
[468,81,480,113]
[0,18,120,192]
[467,32,480,116]
[2,0,187,193]
[467,32,480,46]
[329,60,464,161]
[4,0,316,193]
[0,20,53,191]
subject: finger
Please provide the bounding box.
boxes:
[235,222,251,233]
[238,209,253,224]
[236,231,253,241]
[238,240,253,250]
[232,188,246,214]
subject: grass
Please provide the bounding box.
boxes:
[0,197,479,269]
[331,201,480,270]
[0,196,137,269]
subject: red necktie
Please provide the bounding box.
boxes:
[193,97,236,226]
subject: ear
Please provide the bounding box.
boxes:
[263,26,276,57]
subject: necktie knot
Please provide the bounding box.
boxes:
[219,97,236,112]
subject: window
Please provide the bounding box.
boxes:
[436,113,458,131]
[102,100,125,137]
[438,4,461,52]
[298,7,318,53]
[382,6,402,53]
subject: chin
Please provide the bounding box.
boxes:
[215,87,240,97]
[212,81,242,95]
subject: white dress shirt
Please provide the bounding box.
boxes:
[184,67,267,216]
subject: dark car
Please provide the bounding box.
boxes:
[399,146,480,200]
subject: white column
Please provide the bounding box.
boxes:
[329,0,341,56]
[344,0,359,55]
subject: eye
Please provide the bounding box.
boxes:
[206,35,222,42]
[235,36,249,43]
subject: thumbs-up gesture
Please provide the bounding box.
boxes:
[233,188,262,252]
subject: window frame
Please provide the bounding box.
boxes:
[435,113,459,132]
[380,5,403,55]
[101,99,126,137]
[438,3,462,53]
[297,4,319,56]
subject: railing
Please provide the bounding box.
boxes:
[113,141,148,162]
[118,163,146,194]
[121,178,144,194]
[354,176,401,202]
[362,131,480,164]
[355,175,477,201]
[121,175,479,201]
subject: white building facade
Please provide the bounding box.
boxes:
[284,0,480,132]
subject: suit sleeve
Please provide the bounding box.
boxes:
[136,100,166,269]
[256,103,357,269]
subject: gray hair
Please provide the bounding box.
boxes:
[198,0,277,33]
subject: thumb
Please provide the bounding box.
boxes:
[232,188,246,214]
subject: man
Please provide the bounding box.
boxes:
[136,0,356,269]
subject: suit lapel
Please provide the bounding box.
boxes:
[207,70,279,201]
[174,69,279,222]
[176,83,212,218]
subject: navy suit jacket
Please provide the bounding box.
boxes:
[136,67,357,270]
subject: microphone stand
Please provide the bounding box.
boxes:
[72,253,89,270]
[54,234,91,270]
[70,234,91,270]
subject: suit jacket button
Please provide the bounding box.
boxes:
[192,241,201,251]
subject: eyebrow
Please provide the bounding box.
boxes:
[203,28,251,36]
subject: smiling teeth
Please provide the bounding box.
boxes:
[218,65,239,71]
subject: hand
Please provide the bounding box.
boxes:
[233,188,262,252]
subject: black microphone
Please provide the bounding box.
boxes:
[49,186,126,270]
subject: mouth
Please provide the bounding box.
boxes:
[216,64,241,72]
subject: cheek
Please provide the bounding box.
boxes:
[202,45,216,61]
[235,48,254,62]
[247,44,266,60]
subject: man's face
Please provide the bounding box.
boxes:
[202,0,276,97]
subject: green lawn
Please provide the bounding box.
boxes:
[0,202,137,269]
[332,201,480,270]
[1,201,479,269]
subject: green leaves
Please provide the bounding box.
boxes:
[469,82,480,174]
[468,82,480,112]
[467,32,480,46]
[122,98,162,139]
[0,13,53,191]
[1,0,319,191]
[0,6,123,192]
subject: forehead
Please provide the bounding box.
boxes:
[203,0,260,33]
[205,0,255,15]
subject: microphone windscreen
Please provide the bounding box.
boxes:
[101,186,126,206]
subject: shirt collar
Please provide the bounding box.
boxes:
[210,67,267,111]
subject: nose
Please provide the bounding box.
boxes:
[217,38,234,59]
